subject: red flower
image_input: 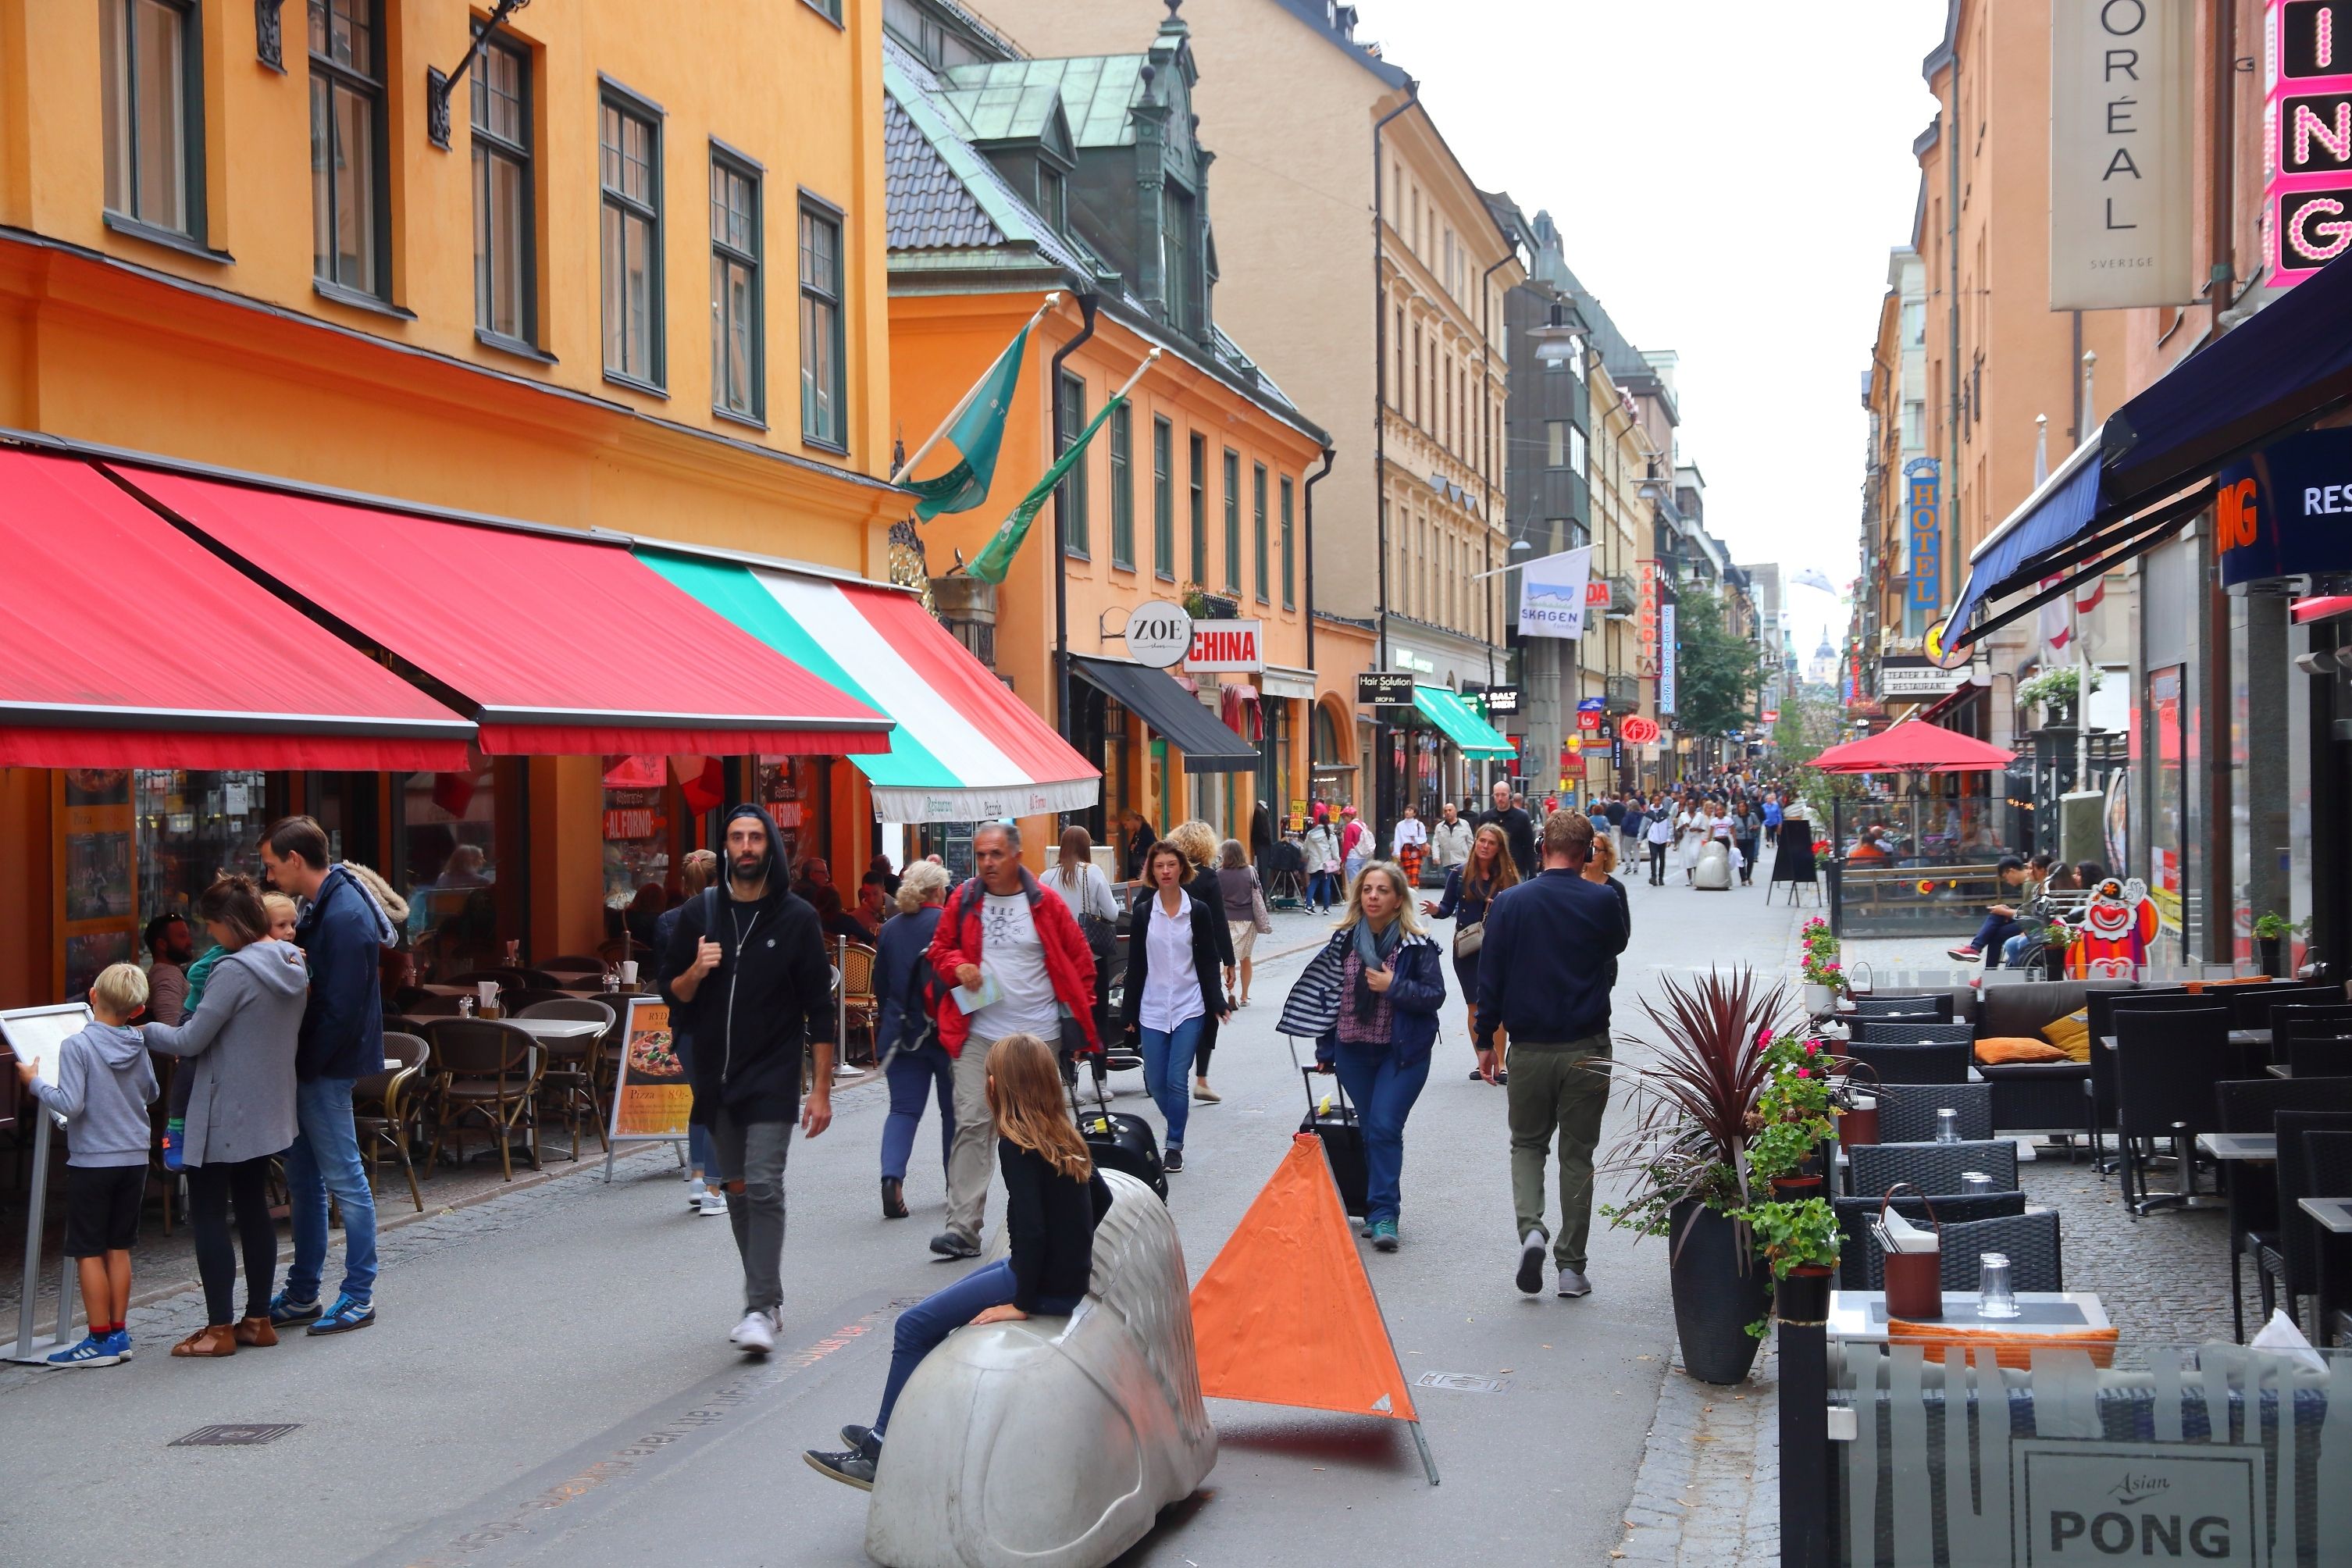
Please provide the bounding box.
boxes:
[1805,1042,1818,1057]
[1795,1067,1811,1078]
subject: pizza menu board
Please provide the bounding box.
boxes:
[608,994,690,1142]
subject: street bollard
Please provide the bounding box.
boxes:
[1776,1268,1833,1568]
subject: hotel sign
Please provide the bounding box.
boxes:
[2050,0,2199,308]
[2268,1,2352,284]
[1905,458,1943,614]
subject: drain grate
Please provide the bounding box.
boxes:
[1413,1372,1505,1395]
[170,1423,301,1447]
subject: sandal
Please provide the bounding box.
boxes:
[233,1316,278,1347]
[172,1324,238,1358]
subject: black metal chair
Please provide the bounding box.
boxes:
[1849,1139,2019,1198]
[1846,1040,1972,1085]
[1851,994,1955,1022]
[355,1032,429,1212]
[1851,1020,1976,1047]
[1831,1190,2027,1290]
[1873,1081,1993,1143]
[2113,1006,2241,1214]
[2254,1110,2352,1331]
[518,999,617,1160]
[2286,1030,2352,1081]
[1930,1210,2063,1293]
[426,1019,543,1181]
[444,967,562,992]
[2302,1130,2352,1346]
[2084,989,2197,1175]
[2212,1077,2352,1340]
[2228,982,2344,1031]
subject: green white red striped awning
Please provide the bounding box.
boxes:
[642,551,1099,823]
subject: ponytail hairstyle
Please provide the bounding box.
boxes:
[984,1032,1094,1181]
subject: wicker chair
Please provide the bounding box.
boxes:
[517,999,616,1160]
[355,1032,430,1212]
[1851,1020,1976,1047]
[2112,1007,2240,1214]
[1874,1081,1993,1144]
[2212,1077,2352,1340]
[2083,989,2197,1170]
[1851,994,1955,1022]
[1929,1210,2063,1292]
[426,1019,543,1181]
[2254,1110,2352,1331]
[1845,1040,1972,1085]
[1848,1139,2019,1199]
[2286,1031,2352,1080]
[833,939,880,1066]
[1832,1190,2026,1290]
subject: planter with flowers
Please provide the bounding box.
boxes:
[1799,917,1842,1016]
[2254,911,2307,979]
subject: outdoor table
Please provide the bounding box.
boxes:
[2098,1028,2272,1053]
[2201,1134,2279,1342]
[2195,1132,2276,1162]
[2300,1198,2352,1348]
[1826,1288,2111,1342]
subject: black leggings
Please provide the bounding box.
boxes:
[1647,841,1669,882]
[187,1156,276,1326]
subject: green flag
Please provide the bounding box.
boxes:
[903,325,1030,521]
[968,394,1124,584]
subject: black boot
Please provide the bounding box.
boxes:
[881,1177,908,1220]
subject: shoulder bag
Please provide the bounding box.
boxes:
[1451,879,1484,959]
[1250,869,1274,935]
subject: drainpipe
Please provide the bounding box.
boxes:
[1051,292,1100,746]
[1479,248,1514,694]
[1372,80,1420,827]
[1303,444,1336,666]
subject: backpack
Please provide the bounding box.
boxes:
[896,912,947,1054]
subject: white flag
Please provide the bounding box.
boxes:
[1516,547,1595,640]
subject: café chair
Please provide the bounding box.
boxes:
[1850,1139,2019,1199]
[2112,1007,2237,1214]
[518,998,617,1160]
[1845,1040,1972,1085]
[2083,989,2198,1176]
[1831,1189,2026,1290]
[2229,982,2345,1031]
[1851,1020,1975,1047]
[2302,1130,2352,1347]
[540,953,607,974]
[1873,1081,1993,1144]
[833,940,881,1065]
[1926,1210,2063,1293]
[2254,1110,2352,1331]
[355,1032,430,1212]
[446,967,561,992]
[426,1019,544,1181]
[506,987,584,1014]
[2286,1030,2352,1082]
[1851,994,1955,1022]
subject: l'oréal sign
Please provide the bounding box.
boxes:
[2050,0,2199,309]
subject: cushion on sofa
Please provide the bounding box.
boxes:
[1976,981,2091,1040]
[2040,1010,2092,1062]
[1975,1036,2072,1065]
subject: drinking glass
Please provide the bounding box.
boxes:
[1977,1252,2019,1319]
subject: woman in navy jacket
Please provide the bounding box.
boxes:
[1307,861,1445,1253]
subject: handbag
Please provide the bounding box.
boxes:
[1250,877,1274,936]
[1452,920,1484,959]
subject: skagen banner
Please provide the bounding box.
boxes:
[1515,545,1595,640]
[2050,0,2199,310]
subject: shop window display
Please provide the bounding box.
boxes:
[404,765,500,977]
[602,754,672,914]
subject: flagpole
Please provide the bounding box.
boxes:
[2075,355,2095,815]
[1110,346,1161,404]
[888,291,1061,486]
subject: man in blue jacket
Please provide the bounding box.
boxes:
[1476,811,1629,1301]
[262,815,391,1336]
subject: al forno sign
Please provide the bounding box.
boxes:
[2268,0,2352,284]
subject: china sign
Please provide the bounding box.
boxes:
[2268,1,2352,284]
[1185,619,1263,672]
[1905,458,1942,613]
[2049,0,2198,308]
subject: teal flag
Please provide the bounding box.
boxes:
[968,394,1124,584]
[903,325,1030,521]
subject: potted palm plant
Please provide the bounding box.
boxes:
[1604,969,1791,1384]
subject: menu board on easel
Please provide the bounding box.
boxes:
[56,771,136,1003]
[602,993,689,1181]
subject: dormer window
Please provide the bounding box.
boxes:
[1161,181,1196,333]
[1037,165,1067,233]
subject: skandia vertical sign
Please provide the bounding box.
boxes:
[2051,0,2200,309]
[1905,458,1943,614]
[1637,560,1662,677]
[2268,0,2352,284]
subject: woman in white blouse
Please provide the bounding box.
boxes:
[1117,841,1231,1175]
[1039,825,1120,1046]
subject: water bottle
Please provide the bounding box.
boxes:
[1935,1108,1959,1144]
[1977,1252,2019,1319]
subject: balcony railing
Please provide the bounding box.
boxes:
[1605,674,1640,713]
[1605,574,1636,618]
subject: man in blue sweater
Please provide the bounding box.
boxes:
[1476,811,1629,1300]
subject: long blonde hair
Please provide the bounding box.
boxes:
[1164,819,1218,870]
[1335,861,1427,938]
[1465,823,1520,897]
[985,1032,1093,1181]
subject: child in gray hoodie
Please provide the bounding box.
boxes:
[16,962,159,1367]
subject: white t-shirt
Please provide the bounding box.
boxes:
[1391,816,1428,855]
[970,892,1063,1042]
[1139,891,1206,1034]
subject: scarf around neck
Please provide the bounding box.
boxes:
[1350,916,1405,1021]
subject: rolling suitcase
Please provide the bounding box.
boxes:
[1071,1076,1168,1200]
[1299,1066,1370,1219]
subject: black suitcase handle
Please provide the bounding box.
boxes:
[1301,1064,1353,1118]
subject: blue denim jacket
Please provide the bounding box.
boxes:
[1313,928,1446,1068]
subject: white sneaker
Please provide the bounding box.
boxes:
[698,1188,729,1217]
[686,1177,707,1209]
[729,1308,777,1355]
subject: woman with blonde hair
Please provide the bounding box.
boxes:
[805,1032,1110,1489]
[874,859,955,1221]
[1421,821,1519,1085]
[1162,820,1235,1102]
[1288,861,1446,1252]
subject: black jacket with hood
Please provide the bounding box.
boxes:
[659,804,832,1125]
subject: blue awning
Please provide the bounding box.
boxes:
[1944,437,2102,649]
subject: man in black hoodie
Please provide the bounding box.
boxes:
[663,804,833,1356]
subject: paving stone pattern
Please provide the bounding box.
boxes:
[1614,1348,1779,1566]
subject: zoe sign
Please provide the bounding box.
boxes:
[2268,1,2352,284]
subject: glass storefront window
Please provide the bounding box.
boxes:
[601,754,671,913]
[135,768,270,926]
[756,755,822,874]
[403,764,500,978]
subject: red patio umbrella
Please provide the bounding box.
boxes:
[1806,720,2015,774]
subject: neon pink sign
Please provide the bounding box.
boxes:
[2269,2,2352,284]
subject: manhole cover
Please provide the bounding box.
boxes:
[170,1423,301,1447]
[1413,1372,1505,1395]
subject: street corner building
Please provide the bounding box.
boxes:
[0,0,1093,1014]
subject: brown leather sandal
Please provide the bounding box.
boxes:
[233,1316,277,1347]
[172,1324,237,1357]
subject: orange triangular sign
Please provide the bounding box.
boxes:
[1188,1133,1419,1423]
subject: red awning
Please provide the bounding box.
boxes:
[1809,718,2016,775]
[0,451,474,771]
[115,467,890,757]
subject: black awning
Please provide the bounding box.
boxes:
[1069,655,1258,773]
[2101,250,2352,518]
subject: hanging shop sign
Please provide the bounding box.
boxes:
[1356,672,1417,707]
[1905,458,1942,614]
[1619,715,1661,744]
[1185,618,1264,672]
[1878,657,1967,699]
[1659,602,1679,716]
[2268,0,2352,284]
[1636,560,1662,677]
[2049,0,2199,308]
[2216,426,2352,583]
[1577,707,1602,732]
[1476,686,1523,716]
[1124,600,1194,668]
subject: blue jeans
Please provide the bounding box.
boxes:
[2001,932,2032,968]
[872,1258,1081,1440]
[1308,870,1338,910]
[881,1040,955,1181]
[675,1032,718,1178]
[1971,914,2022,964]
[1331,1044,1432,1227]
[1139,1016,1203,1151]
[285,1076,379,1304]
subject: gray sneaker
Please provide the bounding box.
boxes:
[1557,1268,1592,1299]
[929,1230,980,1260]
[1516,1232,1547,1296]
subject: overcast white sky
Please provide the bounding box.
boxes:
[1354,0,1948,643]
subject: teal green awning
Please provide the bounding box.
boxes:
[1412,685,1515,759]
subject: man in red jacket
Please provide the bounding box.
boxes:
[926,821,1099,1258]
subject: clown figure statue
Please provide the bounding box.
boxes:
[2069,876,2160,979]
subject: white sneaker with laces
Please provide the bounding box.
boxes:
[729,1308,777,1354]
[686,1176,707,1209]
[698,1188,729,1217]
